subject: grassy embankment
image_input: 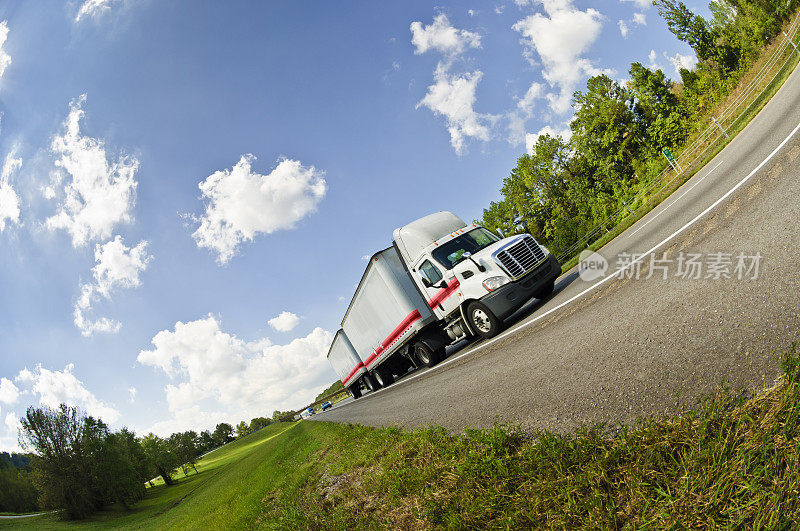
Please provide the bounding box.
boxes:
[559,15,800,274]
[5,346,800,529]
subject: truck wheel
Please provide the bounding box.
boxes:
[362,373,380,392]
[534,280,554,299]
[350,385,362,399]
[373,367,395,387]
[467,301,502,339]
[414,342,441,368]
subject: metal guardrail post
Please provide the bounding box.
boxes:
[785,31,800,55]
[711,117,730,139]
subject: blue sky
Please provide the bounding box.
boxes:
[0,0,706,449]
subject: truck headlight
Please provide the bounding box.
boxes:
[482,276,510,292]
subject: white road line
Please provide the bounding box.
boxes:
[628,160,725,239]
[358,119,800,400]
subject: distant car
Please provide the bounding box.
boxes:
[307,406,315,415]
[320,401,333,411]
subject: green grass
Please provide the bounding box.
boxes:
[0,422,298,529]
[8,346,800,529]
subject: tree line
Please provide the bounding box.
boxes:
[0,451,39,513]
[479,0,798,258]
[12,404,292,520]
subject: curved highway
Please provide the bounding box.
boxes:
[314,60,800,434]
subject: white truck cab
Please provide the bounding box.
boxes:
[327,211,560,398]
[393,211,559,339]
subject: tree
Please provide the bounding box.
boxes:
[628,62,687,152]
[19,404,145,519]
[212,423,234,446]
[654,0,739,72]
[571,75,642,203]
[249,417,271,432]
[19,404,97,519]
[140,434,180,486]
[198,430,215,453]
[169,431,200,476]
[235,421,251,439]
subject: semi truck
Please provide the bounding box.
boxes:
[326,211,560,398]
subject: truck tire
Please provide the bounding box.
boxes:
[534,280,554,299]
[350,385,362,399]
[467,301,502,339]
[414,341,441,368]
[362,373,380,392]
[373,367,395,387]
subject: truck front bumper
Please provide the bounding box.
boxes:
[480,253,560,320]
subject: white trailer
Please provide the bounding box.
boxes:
[341,247,437,391]
[326,330,368,398]
[331,211,561,395]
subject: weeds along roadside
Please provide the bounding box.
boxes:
[263,343,800,529]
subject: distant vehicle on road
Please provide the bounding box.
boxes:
[326,211,559,399]
[320,401,333,411]
[307,406,315,415]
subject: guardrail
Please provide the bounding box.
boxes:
[555,11,800,265]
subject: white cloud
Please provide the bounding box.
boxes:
[513,0,605,114]
[495,5,505,14]
[137,316,334,434]
[514,0,532,6]
[411,14,493,154]
[525,124,572,154]
[648,49,661,70]
[268,311,300,332]
[75,0,122,22]
[4,412,19,434]
[468,9,477,17]
[507,81,545,145]
[191,155,326,264]
[667,52,698,76]
[0,151,22,232]
[0,20,11,81]
[620,11,646,38]
[618,20,629,38]
[417,63,492,154]
[128,387,136,403]
[47,95,139,247]
[14,363,120,423]
[74,235,152,336]
[620,0,652,9]
[0,378,19,404]
[410,14,481,57]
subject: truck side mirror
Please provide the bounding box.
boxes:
[418,271,433,288]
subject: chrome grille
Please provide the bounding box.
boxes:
[495,236,546,279]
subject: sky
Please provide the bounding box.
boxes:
[0,0,708,451]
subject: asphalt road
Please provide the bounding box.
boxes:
[313,60,800,435]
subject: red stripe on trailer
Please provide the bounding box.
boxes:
[365,309,422,368]
[427,277,460,310]
[341,361,365,387]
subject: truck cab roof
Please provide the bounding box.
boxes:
[393,211,468,265]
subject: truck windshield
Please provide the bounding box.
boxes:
[432,228,500,269]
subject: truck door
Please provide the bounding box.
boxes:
[415,258,461,319]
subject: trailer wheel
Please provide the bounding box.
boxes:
[362,373,380,392]
[467,301,502,339]
[373,367,395,387]
[414,341,440,368]
[350,385,362,399]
